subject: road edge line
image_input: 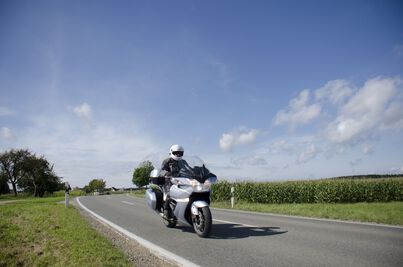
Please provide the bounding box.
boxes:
[77,197,200,267]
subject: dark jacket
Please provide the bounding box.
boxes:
[160,157,182,193]
[161,157,181,177]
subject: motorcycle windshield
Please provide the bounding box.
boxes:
[176,156,216,183]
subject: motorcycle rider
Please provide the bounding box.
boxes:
[160,144,185,219]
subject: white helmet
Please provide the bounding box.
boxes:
[169,144,184,161]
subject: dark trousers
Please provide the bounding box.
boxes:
[163,178,172,210]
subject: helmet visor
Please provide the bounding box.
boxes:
[172,151,184,157]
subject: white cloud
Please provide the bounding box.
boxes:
[297,143,318,164]
[70,103,93,126]
[349,158,362,168]
[268,139,292,154]
[382,101,403,129]
[219,133,236,152]
[219,127,259,152]
[315,79,354,104]
[248,155,268,166]
[0,107,14,116]
[342,77,398,116]
[390,166,403,174]
[274,89,321,130]
[1,127,16,141]
[362,144,374,155]
[326,76,402,144]
[11,113,159,187]
[231,154,268,166]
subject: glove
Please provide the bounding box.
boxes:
[159,170,170,177]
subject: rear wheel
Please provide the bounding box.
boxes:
[192,206,212,237]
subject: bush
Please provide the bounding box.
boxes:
[52,190,86,197]
[211,178,403,204]
[132,161,154,188]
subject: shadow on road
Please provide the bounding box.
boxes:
[209,223,288,239]
[176,223,288,239]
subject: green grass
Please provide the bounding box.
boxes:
[0,190,86,200]
[212,178,403,204]
[130,189,146,198]
[0,193,32,201]
[212,201,403,225]
[0,197,133,267]
[51,190,87,197]
[131,189,403,225]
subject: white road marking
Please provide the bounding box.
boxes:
[77,197,200,267]
[213,218,259,228]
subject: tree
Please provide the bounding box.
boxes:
[18,154,62,197]
[0,149,62,197]
[87,179,106,193]
[132,160,154,188]
[0,172,10,194]
[83,185,91,193]
[0,149,31,196]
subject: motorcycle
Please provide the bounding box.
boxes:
[145,156,217,238]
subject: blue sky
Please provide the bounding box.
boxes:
[1,0,403,187]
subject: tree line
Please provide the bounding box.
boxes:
[83,179,106,193]
[1,148,158,197]
[0,149,63,197]
[0,149,111,196]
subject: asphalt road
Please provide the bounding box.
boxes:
[78,194,403,267]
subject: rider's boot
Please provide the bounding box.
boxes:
[163,199,172,220]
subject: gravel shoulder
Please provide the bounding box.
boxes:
[71,197,177,267]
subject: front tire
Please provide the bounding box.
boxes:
[192,206,212,237]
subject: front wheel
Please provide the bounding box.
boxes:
[192,206,212,238]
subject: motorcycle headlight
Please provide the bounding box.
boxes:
[191,180,205,191]
[198,177,217,191]
[190,179,201,188]
[181,179,205,192]
[174,178,202,190]
[204,176,217,190]
[203,179,212,190]
[172,178,191,186]
[176,177,217,192]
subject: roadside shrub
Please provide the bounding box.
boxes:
[211,178,403,204]
[52,190,86,197]
[212,180,232,201]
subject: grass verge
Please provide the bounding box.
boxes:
[130,189,147,198]
[211,201,403,225]
[0,197,133,266]
[130,190,403,225]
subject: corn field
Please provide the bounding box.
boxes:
[211,178,403,204]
